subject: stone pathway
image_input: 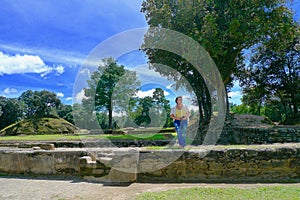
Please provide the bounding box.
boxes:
[0,176,299,200]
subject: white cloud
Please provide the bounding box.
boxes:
[41,69,52,77]
[75,89,87,103]
[229,91,242,98]
[55,65,65,74]
[166,84,173,89]
[0,43,85,66]
[0,52,50,75]
[136,89,155,98]
[163,90,169,96]
[136,89,169,98]
[229,91,242,105]
[3,87,17,94]
[79,67,92,77]
[0,51,65,76]
[56,92,64,98]
[65,97,73,101]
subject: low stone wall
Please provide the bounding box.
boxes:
[219,126,300,145]
[138,145,300,183]
[0,140,173,149]
[0,144,299,183]
[0,148,88,175]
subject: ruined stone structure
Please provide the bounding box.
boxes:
[0,143,299,183]
[219,126,300,144]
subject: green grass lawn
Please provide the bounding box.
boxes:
[0,133,172,141]
[0,134,82,141]
[135,186,300,200]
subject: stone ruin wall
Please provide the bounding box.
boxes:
[217,114,300,145]
[218,126,300,145]
[0,144,299,183]
[138,145,300,183]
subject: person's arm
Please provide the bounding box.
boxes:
[170,107,181,120]
[170,113,181,120]
[182,105,190,120]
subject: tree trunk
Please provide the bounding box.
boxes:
[108,104,113,129]
[257,99,262,116]
[201,94,211,123]
[291,93,299,117]
[198,100,204,122]
[278,93,287,122]
[225,89,230,115]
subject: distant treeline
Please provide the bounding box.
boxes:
[0,88,176,131]
[0,90,73,130]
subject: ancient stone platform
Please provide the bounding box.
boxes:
[0,143,299,183]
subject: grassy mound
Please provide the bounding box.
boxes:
[0,118,79,136]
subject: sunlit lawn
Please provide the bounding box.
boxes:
[135,186,300,200]
[0,133,174,141]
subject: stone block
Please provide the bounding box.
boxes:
[33,146,41,150]
[79,156,93,163]
[40,144,55,150]
[84,168,137,183]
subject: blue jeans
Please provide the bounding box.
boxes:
[174,119,188,147]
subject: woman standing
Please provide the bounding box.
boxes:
[170,96,190,147]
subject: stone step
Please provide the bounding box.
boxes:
[79,156,96,164]
[96,152,114,158]
[97,157,113,166]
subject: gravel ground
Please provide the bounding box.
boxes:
[0,176,299,200]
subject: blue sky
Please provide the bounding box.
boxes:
[0,0,299,106]
[0,0,147,104]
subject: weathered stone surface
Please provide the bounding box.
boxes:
[0,148,87,175]
[0,144,299,183]
[219,126,300,145]
[40,144,55,150]
[84,168,137,183]
[138,150,184,173]
[0,140,173,148]
[79,155,111,178]
[137,144,300,183]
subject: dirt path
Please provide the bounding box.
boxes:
[0,176,299,200]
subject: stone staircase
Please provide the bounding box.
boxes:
[79,148,138,183]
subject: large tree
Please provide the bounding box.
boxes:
[84,58,140,129]
[134,96,154,126]
[141,0,297,118]
[130,88,172,127]
[0,97,23,130]
[239,37,300,123]
[18,90,62,118]
[152,88,172,127]
[57,104,74,124]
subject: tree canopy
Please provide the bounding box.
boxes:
[141,0,298,116]
[0,90,72,131]
[18,90,62,118]
[132,88,172,127]
[83,58,141,129]
[0,97,23,130]
[237,37,300,124]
